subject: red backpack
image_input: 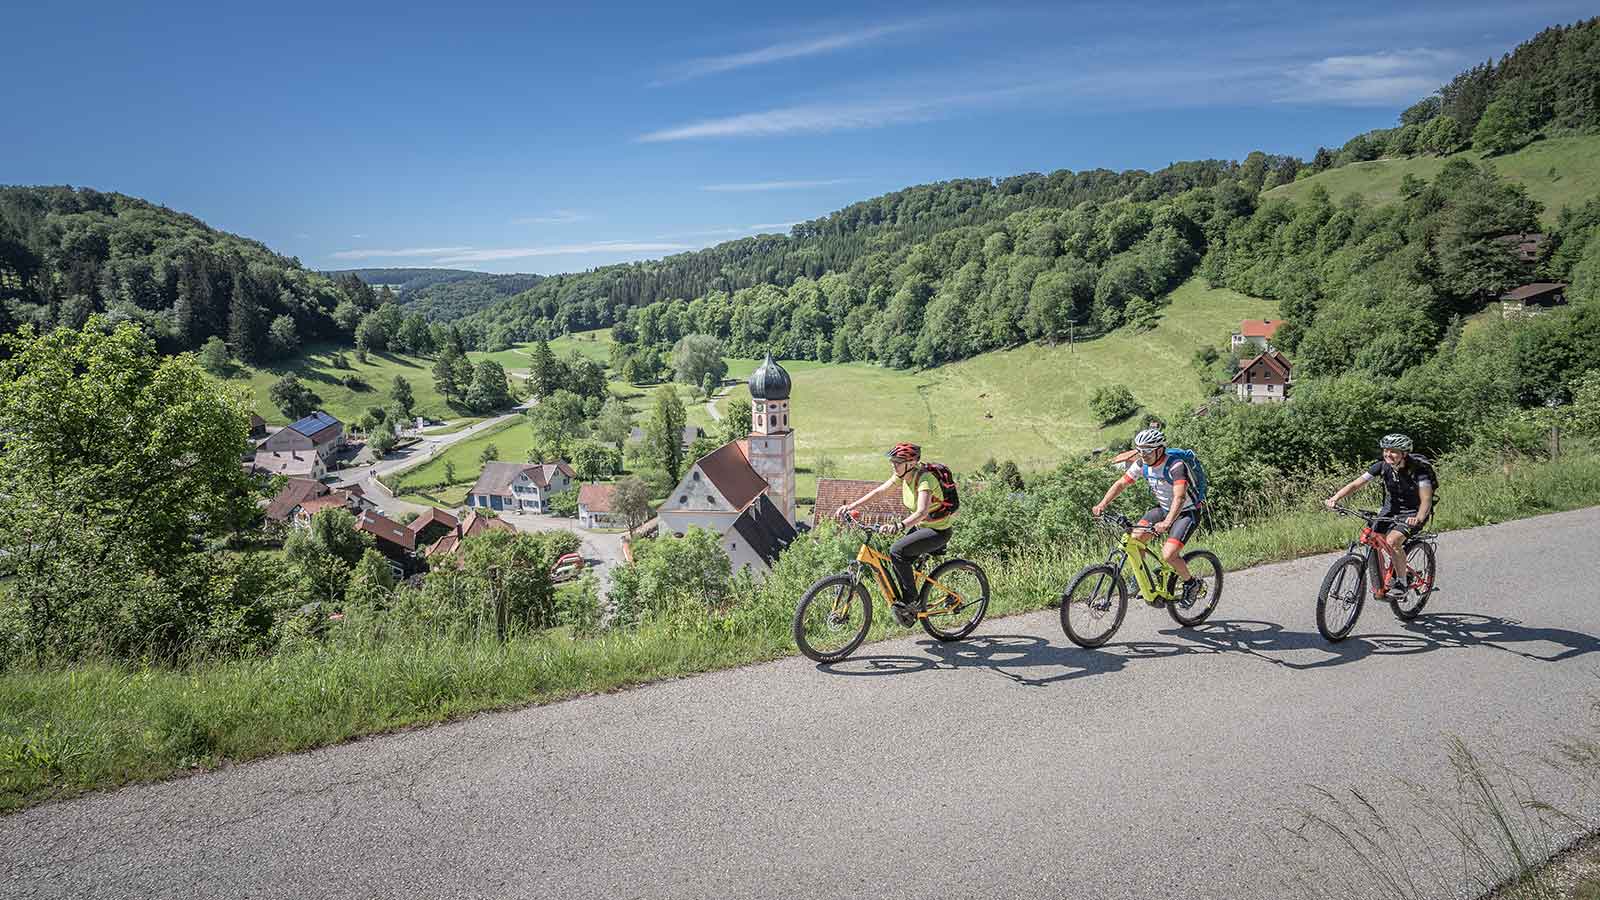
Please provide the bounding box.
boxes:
[918,462,961,518]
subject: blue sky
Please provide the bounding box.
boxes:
[4,1,1593,275]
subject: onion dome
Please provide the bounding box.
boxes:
[748,351,791,401]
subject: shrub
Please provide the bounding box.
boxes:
[607,528,731,629]
[1089,384,1139,424]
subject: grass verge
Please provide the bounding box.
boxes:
[4,452,1600,815]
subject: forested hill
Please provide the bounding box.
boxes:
[326,268,544,322]
[456,158,1287,341]
[0,186,365,361]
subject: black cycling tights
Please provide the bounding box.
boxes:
[890,527,950,605]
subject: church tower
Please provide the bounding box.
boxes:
[746,351,796,524]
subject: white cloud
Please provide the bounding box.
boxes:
[654,20,932,85]
[327,246,474,261]
[655,223,797,239]
[435,242,691,264]
[1282,49,1458,105]
[701,178,858,192]
[293,232,311,239]
[637,84,1045,142]
[510,210,589,225]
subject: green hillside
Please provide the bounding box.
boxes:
[400,278,1272,509]
[219,344,531,426]
[1264,135,1600,224]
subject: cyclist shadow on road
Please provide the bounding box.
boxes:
[817,613,1600,685]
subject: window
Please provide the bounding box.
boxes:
[706,496,715,505]
[782,414,788,427]
[691,471,700,481]
[679,495,687,504]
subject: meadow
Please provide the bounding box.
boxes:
[1264,134,1600,223]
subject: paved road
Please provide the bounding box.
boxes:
[333,402,532,490]
[6,508,1600,899]
[506,512,626,596]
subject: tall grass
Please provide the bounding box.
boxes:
[4,452,1600,814]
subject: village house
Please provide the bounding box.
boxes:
[1229,349,1293,404]
[812,478,904,529]
[656,353,798,574]
[578,483,626,530]
[423,509,515,559]
[264,477,374,524]
[467,461,575,513]
[1231,319,1283,352]
[1500,282,1568,319]
[354,510,423,577]
[406,507,460,547]
[252,411,343,479]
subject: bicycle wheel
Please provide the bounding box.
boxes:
[1316,554,1366,642]
[1060,564,1127,648]
[794,574,872,663]
[1168,550,1223,627]
[918,558,990,641]
[1393,541,1436,620]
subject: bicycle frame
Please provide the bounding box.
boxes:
[1099,518,1183,602]
[1337,508,1437,600]
[838,523,971,619]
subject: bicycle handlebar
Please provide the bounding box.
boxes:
[1329,505,1395,525]
[1094,511,1135,532]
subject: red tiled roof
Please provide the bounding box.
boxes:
[813,478,901,528]
[266,478,329,520]
[1238,319,1283,339]
[695,441,768,512]
[296,495,349,517]
[578,482,616,513]
[357,511,415,551]
[424,511,513,557]
[1230,350,1292,384]
[407,507,459,534]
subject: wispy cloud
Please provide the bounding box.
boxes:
[653,19,934,85]
[328,246,474,261]
[654,222,797,239]
[293,232,311,239]
[435,242,691,264]
[1281,49,1459,105]
[509,210,590,225]
[702,178,858,192]
[637,84,1046,142]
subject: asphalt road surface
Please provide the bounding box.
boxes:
[6,508,1600,900]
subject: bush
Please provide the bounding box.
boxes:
[1089,384,1139,424]
[391,530,567,639]
[607,528,731,629]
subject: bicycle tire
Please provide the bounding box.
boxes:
[918,558,990,641]
[1316,554,1366,642]
[1393,541,1436,621]
[1060,564,1127,648]
[1168,550,1223,627]
[793,574,873,663]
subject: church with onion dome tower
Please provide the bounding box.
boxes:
[654,351,799,574]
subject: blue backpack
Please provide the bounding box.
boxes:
[1144,448,1209,506]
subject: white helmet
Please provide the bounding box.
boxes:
[1134,428,1166,450]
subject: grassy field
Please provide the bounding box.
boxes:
[5,450,1598,814]
[395,278,1268,508]
[712,277,1275,505]
[217,343,532,427]
[1264,134,1600,224]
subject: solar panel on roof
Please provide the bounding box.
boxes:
[287,411,339,436]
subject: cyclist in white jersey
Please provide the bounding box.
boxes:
[1092,428,1201,604]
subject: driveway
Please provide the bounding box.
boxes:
[504,512,627,597]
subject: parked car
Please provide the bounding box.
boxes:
[550,552,585,583]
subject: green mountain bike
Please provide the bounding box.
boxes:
[1059,511,1224,647]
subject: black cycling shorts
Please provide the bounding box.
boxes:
[1379,508,1430,538]
[1137,506,1199,545]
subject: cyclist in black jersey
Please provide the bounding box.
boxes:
[1325,433,1436,598]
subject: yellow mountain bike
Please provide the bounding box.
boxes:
[1059,511,1224,647]
[793,513,990,663]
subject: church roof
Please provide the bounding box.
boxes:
[731,494,798,566]
[695,441,769,512]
